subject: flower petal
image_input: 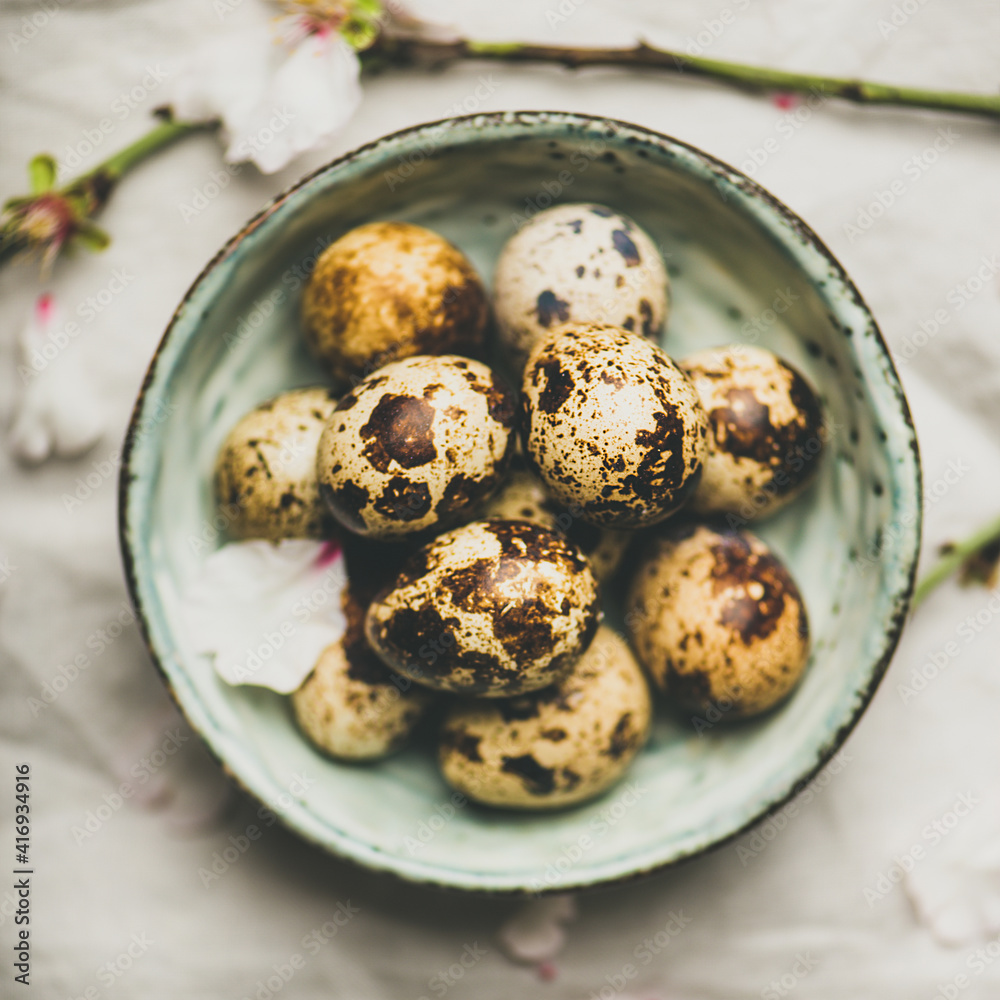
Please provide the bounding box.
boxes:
[8,295,105,465]
[224,31,361,173]
[498,895,578,964]
[168,22,274,129]
[180,539,347,693]
[28,154,57,194]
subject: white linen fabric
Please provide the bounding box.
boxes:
[2,1,1000,996]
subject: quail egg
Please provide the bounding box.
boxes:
[438,625,651,809]
[521,323,708,528]
[214,387,338,541]
[292,584,433,760]
[316,355,516,540]
[626,522,810,720]
[365,519,601,697]
[494,203,669,366]
[301,222,489,382]
[480,459,631,581]
[680,346,825,519]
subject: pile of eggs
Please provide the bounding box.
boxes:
[213,207,823,811]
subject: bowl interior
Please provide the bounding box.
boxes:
[121,113,920,892]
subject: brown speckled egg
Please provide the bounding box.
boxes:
[521,323,708,529]
[316,355,516,540]
[626,522,810,719]
[680,346,824,519]
[438,625,651,810]
[292,586,433,760]
[214,387,338,541]
[301,222,489,382]
[480,460,631,582]
[494,203,669,366]
[365,519,601,697]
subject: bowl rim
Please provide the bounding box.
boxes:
[118,110,922,895]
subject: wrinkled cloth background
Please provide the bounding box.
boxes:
[2,1,1000,997]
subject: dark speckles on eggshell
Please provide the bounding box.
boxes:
[316,355,515,539]
[481,375,517,427]
[639,299,654,337]
[365,519,599,698]
[535,290,571,328]
[521,324,707,528]
[501,754,556,795]
[436,473,488,519]
[440,729,483,762]
[436,624,651,810]
[372,476,432,522]
[535,358,575,413]
[360,393,437,472]
[604,713,637,759]
[493,203,669,367]
[321,478,369,533]
[611,229,641,266]
[628,525,810,719]
[369,602,459,679]
[683,346,825,517]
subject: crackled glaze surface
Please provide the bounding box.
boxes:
[120,112,920,893]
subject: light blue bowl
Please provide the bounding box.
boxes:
[119,112,921,893]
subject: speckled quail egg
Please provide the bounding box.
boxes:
[480,459,631,582]
[521,323,708,529]
[301,222,489,382]
[316,355,516,540]
[494,203,669,366]
[680,346,825,520]
[626,522,810,719]
[365,519,601,697]
[214,387,339,541]
[438,624,651,810]
[292,585,434,760]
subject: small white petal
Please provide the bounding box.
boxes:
[8,296,104,465]
[226,32,362,174]
[905,793,1000,945]
[169,14,362,176]
[169,21,273,128]
[497,895,578,963]
[180,539,347,694]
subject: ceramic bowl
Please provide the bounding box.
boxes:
[119,111,921,893]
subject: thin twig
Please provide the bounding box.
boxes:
[367,37,1000,121]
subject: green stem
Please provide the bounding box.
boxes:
[912,513,1000,609]
[81,118,213,186]
[368,38,1000,121]
[0,118,216,268]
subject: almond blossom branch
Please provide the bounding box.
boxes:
[912,514,1000,609]
[0,119,214,271]
[365,37,1000,121]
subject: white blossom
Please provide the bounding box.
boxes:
[8,293,104,464]
[180,538,347,693]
